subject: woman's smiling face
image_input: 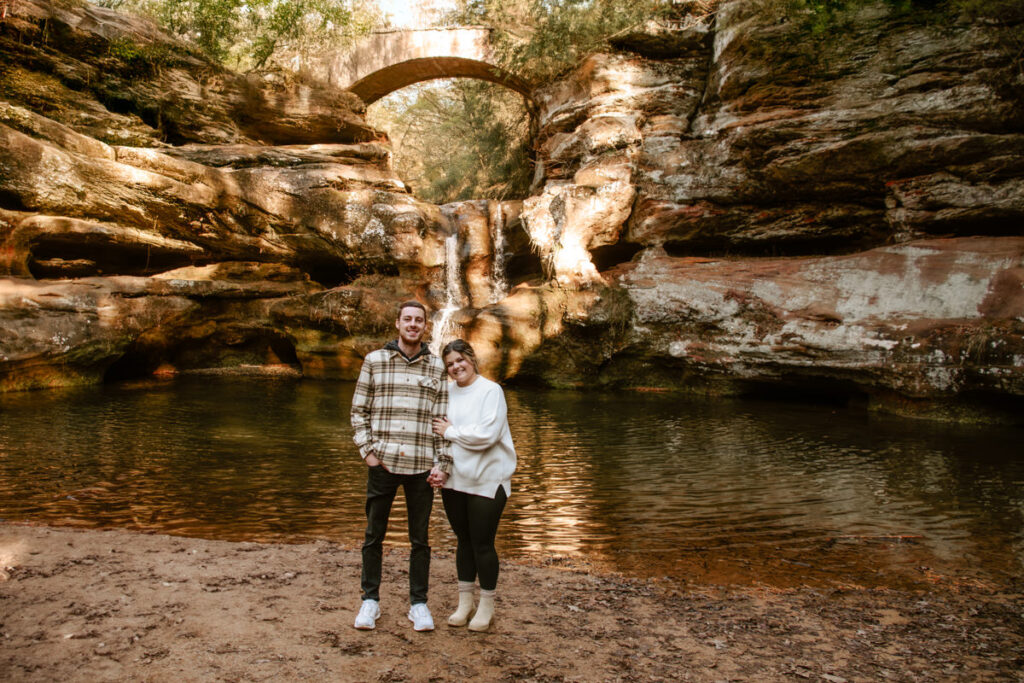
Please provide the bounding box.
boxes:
[444,351,477,386]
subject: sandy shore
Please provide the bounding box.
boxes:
[1,523,1021,682]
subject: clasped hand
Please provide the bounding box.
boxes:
[431,416,451,437]
[369,451,446,488]
[426,466,447,489]
[427,417,452,488]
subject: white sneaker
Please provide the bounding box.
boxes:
[354,599,380,630]
[407,602,434,631]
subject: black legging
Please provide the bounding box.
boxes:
[441,486,508,591]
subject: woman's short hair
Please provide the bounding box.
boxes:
[441,339,478,369]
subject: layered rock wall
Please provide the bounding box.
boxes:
[479,2,1024,420]
[1,0,1022,421]
[0,0,450,389]
[527,3,1023,259]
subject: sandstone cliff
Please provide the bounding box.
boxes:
[1,0,1021,421]
[1,0,449,388]
[497,1,1024,420]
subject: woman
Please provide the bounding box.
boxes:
[430,339,516,632]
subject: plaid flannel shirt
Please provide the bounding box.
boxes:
[350,341,452,475]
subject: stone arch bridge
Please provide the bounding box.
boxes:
[308,27,531,105]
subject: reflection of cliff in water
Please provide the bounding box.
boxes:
[0,377,1020,590]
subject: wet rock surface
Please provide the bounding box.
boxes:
[607,238,1024,416]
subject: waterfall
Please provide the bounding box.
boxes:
[430,233,462,355]
[489,201,509,304]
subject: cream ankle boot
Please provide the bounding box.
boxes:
[468,590,494,632]
[448,582,475,627]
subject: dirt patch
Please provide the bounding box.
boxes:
[1,523,1021,682]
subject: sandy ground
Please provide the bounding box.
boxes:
[1,523,1022,682]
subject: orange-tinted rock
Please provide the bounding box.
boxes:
[598,237,1024,406]
[529,3,1024,261]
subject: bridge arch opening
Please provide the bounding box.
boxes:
[367,77,535,205]
[350,56,531,106]
[322,27,537,204]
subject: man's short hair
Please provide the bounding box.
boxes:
[397,300,427,319]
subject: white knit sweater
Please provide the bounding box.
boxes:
[442,376,516,498]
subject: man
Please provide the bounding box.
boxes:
[350,300,452,632]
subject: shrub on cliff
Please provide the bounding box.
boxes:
[445,0,671,84]
[752,0,1023,51]
[368,80,532,204]
[94,0,380,69]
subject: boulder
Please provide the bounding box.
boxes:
[597,236,1024,417]
[0,268,308,391]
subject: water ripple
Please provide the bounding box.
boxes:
[0,378,1022,587]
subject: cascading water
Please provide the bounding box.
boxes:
[430,233,463,355]
[489,201,509,304]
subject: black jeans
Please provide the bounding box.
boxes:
[361,466,434,604]
[441,486,508,591]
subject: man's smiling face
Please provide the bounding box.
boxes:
[396,306,427,346]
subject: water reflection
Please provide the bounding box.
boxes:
[0,377,1021,589]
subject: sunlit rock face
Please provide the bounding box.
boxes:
[1,0,1022,422]
[532,3,1024,257]
[0,96,441,282]
[524,50,697,282]
[522,171,635,285]
[502,1,1023,420]
[0,102,450,385]
[0,1,376,147]
[0,0,446,388]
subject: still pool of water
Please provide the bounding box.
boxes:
[1,376,1021,589]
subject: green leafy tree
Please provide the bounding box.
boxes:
[368,0,671,203]
[446,0,669,83]
[94,0,380,69]
[369,80,532,203]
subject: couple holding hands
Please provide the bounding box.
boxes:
[350,300,517,633]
